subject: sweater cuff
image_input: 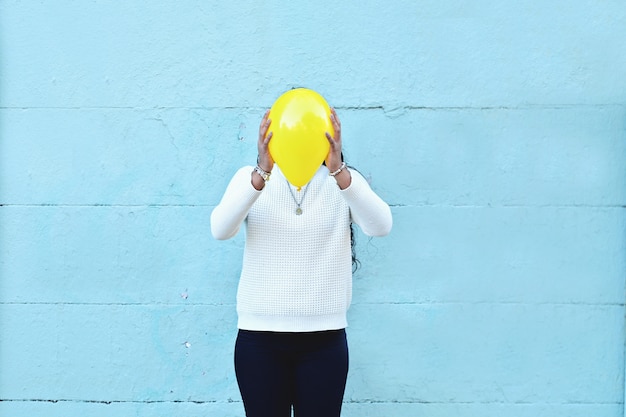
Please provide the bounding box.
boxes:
[210,166,264,240]
[230,165,264,207]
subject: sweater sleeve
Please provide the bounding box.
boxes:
[340,169,393,237]
[210,166,263,240]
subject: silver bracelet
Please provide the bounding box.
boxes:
[253,165,271,182]
[328,162,347,177]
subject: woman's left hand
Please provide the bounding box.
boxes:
[325,107,343,171]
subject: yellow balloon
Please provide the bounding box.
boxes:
[268,88,333,188]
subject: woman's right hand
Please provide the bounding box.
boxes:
[257,110,274,172]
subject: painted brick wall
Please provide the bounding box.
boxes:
[1,1,625,416]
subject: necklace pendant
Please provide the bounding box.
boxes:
[286,179,308,216]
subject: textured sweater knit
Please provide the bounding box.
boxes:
[211,164,392,332]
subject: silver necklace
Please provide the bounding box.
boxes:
[286,180,309,215]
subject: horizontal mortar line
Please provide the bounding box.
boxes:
[1,203,624,209]
[0,203,215,208]
[2,301,623,307]
[345,104,626,111]
[389,203,626,209]
[0,398,237,405]
[1,398,621,406]
[0,103,624,111]
[0,105,281,110]
[0,301,236,307]
[0,105,264,110]
[345,399,622,405]
[356,301,625,307]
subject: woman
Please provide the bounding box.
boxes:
[211,106,392,417]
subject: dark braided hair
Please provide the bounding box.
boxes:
[323,152,360,272]
[350,223,360,273]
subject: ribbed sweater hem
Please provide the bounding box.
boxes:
[237,312,348,332]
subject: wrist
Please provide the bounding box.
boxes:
[253,165,271,182]
[333,166,351,190]
[328,161,346,177]
[256,155,273,173]
[251,169,266,190]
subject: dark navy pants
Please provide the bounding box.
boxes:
[234,329,349,417]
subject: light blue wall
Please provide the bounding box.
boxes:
[1,1,625,416]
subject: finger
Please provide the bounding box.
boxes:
[259,118,272,139]
[329,111,341,136]
[327,124,340,141]
[260,110,271,127]
[260,131,272,147]
[330,107,341,126]
[325,132,340,150]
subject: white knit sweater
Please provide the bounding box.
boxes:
[211,164,392,332]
